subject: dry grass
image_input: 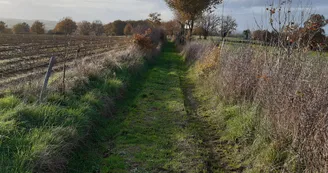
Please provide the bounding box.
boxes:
[183,41,328,172]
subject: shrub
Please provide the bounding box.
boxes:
[132,27,165,51]
[133,29,155,50]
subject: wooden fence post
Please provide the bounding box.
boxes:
[39,56,56,102]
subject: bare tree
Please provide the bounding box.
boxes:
[218,15,237,38]
[161,20,179,37]
[77,21,92,35]
[197,12,221,39]
[148,12,162,26]
[91,20,104,36]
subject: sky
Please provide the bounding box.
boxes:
[0,0,327,32]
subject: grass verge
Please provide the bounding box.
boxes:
[0,47,151,172]
[185,52,298,172]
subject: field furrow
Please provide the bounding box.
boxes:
[0,35,130,92]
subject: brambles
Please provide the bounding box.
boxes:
[133,28,154,50]
[132,24,165,51]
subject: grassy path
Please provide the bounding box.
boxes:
[68,42,227,173]
[100,42,209,173]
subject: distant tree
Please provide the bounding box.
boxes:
[162,20,180,37]
[303,14,327,49]
[252,30,272,42]
[12,22,30,34]
[305,14,327,30]
[112,20,127,35]
[77,21,91,35]
[219,15,237,38]
[128,20,152,28]
[148,12,162,26]
[104,23,114,36]
[30,20,45,34]
[124,23,133,36]
[104,20,154,36]
[3,28,13,34]
[0,21,7,33]
[164,0,223,39]
[54,17,77,35]
[193,26,205,38]
[91,20,104,36]
[197,12,221,39]
[47,30,54,34]
[243,29,251,40]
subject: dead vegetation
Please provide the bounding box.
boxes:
[183,40,328,172]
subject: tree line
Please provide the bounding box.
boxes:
[0,17,156,36]
[249,14,328,50]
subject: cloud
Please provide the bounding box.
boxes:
[0,0,10,4]
[221,0,328,32]
[0,0,173,22]
[0,0,326,32]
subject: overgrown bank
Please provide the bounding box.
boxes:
[0,33,164,172]
[183,41,328,172]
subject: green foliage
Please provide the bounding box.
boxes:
[12,22,30,34]
[243,29,251,40]
[111,20,127,36]
[0,21,7,33]
[0,96,20,109]
[68,43,211,173]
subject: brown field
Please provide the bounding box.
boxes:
[0,34,129,91]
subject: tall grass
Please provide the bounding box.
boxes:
[183,41,328,172]
[0,28,164,172]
